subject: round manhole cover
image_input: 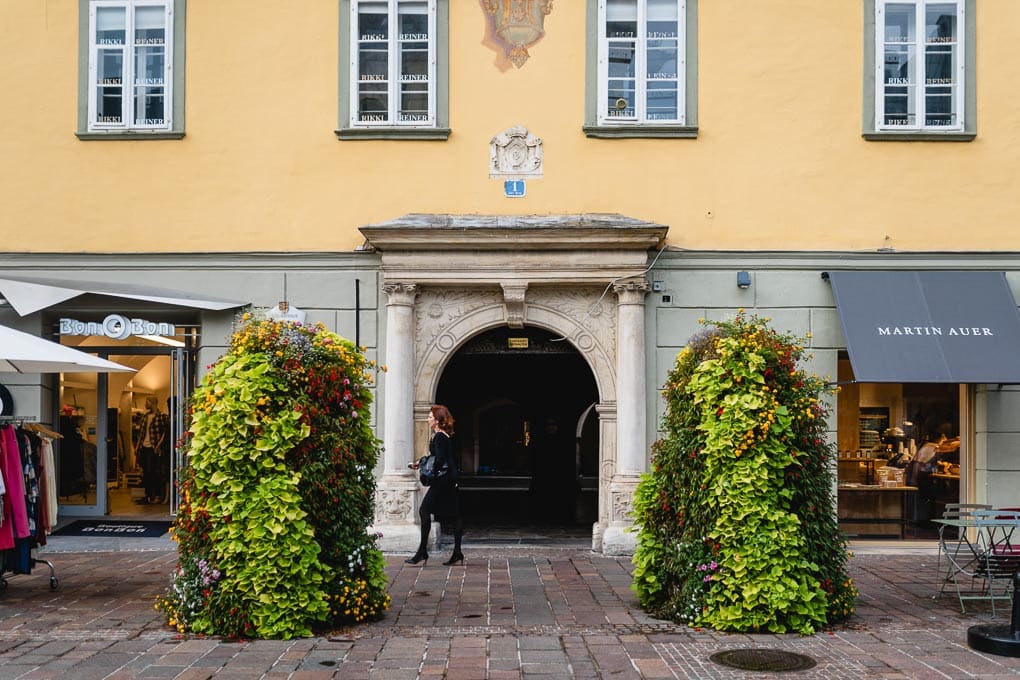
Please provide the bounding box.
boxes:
[710,648,817,672]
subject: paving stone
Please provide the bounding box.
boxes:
[3,543,1020,678]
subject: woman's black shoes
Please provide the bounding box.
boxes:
[404,551,428,566]
[442,551,464,566]
[405,550,463,566]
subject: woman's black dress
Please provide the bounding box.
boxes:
[420,431,460,521]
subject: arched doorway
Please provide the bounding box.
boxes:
[435,326,599,529]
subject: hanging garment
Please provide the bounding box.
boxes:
[41,438,57,532]
[1,426,30,541]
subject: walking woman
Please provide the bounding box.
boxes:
[406,404,464,566]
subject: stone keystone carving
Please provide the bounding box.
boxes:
[482,0,554,68]
[490,125,543,180]
[501,283,528,328]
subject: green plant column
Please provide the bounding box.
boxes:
[157,316,389,638]
[631,314,857,634]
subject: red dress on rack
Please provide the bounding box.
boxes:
[0,426,30,550]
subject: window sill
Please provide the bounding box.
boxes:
[583,124,698,139]
[863,131,975,142]
[76,130,185,141]
[335,127,451,141]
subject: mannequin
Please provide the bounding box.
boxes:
[135,396,169,504]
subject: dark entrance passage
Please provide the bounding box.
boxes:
[436,326,599,530]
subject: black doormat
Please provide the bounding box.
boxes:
[51,520,172,538]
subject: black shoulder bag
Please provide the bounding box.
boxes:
[418,453,449,486]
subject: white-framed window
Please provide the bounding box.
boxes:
[349,0,436,127]
[876,1,964,131]
[87,1,173,132]
[597,0,685,126]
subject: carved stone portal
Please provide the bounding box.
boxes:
[490,126,543,180]
[358,213,669,554]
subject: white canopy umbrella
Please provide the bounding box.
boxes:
[0,324,135,374]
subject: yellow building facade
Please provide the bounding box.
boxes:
[2,1,1019,552]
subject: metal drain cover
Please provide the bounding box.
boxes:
[710,648,817,672]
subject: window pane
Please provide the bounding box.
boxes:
[96,7,126,45]
[98,49,124,84]
[926,4,957,44]
[883,3,915,43]
[400,86,428,122]
[134,5,165,45]
[358,2,389,122]
[97,87,123,123]
[134,40,166,126]
[359,45,388,79]
[133,86,165,125]
[647,38,678,79]
[606,0,637,38]
[645,81,677,120]
[607,37,636,119]
[925,44,955,127]
[358,2,388,40]
[647,0,678,23]
[134,46,165,84]
[359,82,388,122]
[882,4,915,126]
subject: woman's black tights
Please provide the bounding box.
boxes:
[417,505,463,552]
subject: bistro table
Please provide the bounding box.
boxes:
[933,509,1020,616]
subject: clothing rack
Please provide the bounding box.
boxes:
[0,420,60,591]
[0,417,63,440]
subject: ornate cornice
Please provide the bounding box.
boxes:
[361,214,667,252]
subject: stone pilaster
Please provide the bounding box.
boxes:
[372,282,422,552]
[601,278,649,555]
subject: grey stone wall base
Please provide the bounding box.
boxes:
[371,523,424,554]
[600,524,637,556]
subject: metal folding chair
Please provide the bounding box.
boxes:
[972,509,1020,617]
[934,503,991,603]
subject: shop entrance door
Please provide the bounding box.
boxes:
[57,346,190,517]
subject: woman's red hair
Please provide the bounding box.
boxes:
[430,404,455,435]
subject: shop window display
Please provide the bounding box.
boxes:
[836,357,960,539]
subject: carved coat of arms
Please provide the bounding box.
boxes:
[482,0,554,68]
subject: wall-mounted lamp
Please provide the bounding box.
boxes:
[736,271,751,289]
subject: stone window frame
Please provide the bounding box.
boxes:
[863,0,975,142]
[583,0,699,139]
[336,0,451,141]
[76,0,186,140]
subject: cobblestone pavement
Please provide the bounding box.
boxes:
[0,540,1018,679]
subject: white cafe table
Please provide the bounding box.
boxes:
[932,510,1020,616]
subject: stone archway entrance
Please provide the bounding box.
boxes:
[435,326,599,529]
[362,214,667,554]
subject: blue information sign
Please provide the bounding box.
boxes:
[504,180,526,198]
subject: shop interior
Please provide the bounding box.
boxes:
[836,356,961,539]
[57,334,188,518]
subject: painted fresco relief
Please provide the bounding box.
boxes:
[482,0,554,68]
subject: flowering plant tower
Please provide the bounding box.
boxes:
[631,314,857,634]
[157,315,390,639]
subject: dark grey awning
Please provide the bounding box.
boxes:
[827,271,1020,383]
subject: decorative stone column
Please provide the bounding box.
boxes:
[371,282,422,552]
[602,278,650,555]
